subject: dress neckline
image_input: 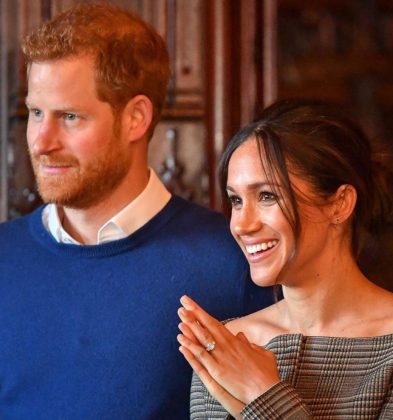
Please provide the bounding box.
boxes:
[265,331,393,348]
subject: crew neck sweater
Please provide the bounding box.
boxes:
[0,195,272,419]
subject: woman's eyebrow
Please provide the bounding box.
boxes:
[226,182,282,192]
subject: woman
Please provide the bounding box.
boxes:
[177,99,393,419]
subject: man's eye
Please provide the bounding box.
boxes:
[30,109,42,118]
[64,113,77,121]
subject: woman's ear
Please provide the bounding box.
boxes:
[122,95,153,143]
[331,184,357,225]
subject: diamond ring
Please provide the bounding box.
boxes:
[205,341,216,352]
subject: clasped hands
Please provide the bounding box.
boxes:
[177,295,280,418]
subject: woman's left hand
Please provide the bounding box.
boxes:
[177,295,280,414]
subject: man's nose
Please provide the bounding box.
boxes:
[29,118,61,156]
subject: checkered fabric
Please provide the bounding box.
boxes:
[190,333,393,419]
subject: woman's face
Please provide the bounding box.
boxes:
[227,138,333,287]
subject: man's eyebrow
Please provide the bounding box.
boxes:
[23,100,81,113]
[24,99,40,108]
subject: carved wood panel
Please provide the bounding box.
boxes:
[277,0,393,144]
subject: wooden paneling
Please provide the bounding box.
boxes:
[0,0,44,221]
[277,0,393,144]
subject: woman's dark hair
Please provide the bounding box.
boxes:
[218,98,393,260]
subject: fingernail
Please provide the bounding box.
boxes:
[178,308,188,319]
[180,295,193,309]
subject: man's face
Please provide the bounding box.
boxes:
[26,56,132,209]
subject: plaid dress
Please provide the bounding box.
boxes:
[190,333,393,419]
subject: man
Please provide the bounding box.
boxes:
[0,4,272,419]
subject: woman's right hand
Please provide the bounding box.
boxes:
[177,295,280,416]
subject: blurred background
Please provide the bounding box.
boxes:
[1,0,392,289]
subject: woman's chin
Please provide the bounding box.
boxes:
[250,272,279,288]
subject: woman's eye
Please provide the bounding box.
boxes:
[228,195,242,208]
[259,191,277,203]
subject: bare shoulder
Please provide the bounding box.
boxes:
[356,285,393,336]
[371,287,393,334]
[225,300,288,346]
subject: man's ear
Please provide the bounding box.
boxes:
[330,184,357,225]
[122,95,153,143]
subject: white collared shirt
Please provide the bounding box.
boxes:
[42,169,172,245]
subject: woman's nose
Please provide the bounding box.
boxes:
[231,204,263,236]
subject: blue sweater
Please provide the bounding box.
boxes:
[0,196,273,419]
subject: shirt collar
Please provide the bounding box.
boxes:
[42,169,171,245]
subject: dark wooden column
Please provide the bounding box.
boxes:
[205,0,232,210]
[260,0,278,108]
[205,0,278,210]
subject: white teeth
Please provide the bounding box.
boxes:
[245,240,277,254]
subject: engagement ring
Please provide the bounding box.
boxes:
[205,341,216,352]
